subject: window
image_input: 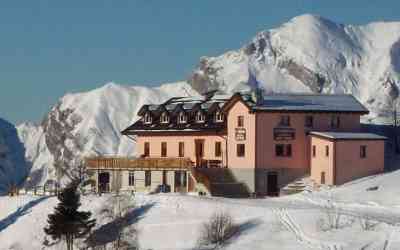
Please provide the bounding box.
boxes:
[128,171,135,186]
[321,172,326,184]
[305,116,314,128]
[179,142,185,157]
[331,115,340,129]
[161,142,167,157]
[237,116,244,127]
[215,111,224,122]
[178,112,187,124]
[280,116,290,126]
[160,112,169,123]
[360,145,367,158]
[144,142,150,157]
[196,111,205,123]
[215,142,222,157]
[145,171,151,187]
[312,145,316,157]
[275,144,292,157]
[237,144,245,157]
[325,145,330,157]
[144,112,152,124]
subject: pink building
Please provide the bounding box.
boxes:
[86,91,386,197]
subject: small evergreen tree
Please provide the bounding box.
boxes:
[44,181,96,250]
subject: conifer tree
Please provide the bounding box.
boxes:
[44,181,96,250]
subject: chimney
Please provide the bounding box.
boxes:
[251,88,264,105]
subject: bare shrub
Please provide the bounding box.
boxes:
[359,215,379,231]
[317,199,353,231]
[198,211,238,249]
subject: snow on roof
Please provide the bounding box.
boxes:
[253,94,368,113]
[310,131,387,140]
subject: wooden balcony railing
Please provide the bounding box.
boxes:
[85,156,193,170]
[199,159,223,168]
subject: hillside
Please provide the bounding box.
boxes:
[1,170,400,249]
[16,82,199,186]
[189,14,400,123]
[9,14,400,188]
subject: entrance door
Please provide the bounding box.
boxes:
[267,172,279,196]
[98,172,110,193]
[195,139,204,167]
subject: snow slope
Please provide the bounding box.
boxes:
[189,14,400,122]
[2,170,400,250]
[16,82,199,186]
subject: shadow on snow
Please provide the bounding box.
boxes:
[86,202,155,247]
[0,196,50,232]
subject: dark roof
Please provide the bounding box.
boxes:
[251,94,368,113]
[123,93,231,135]
[122,120,226,135]
[310,132,387,140]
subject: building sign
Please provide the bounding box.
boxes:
[235,128,246,141]
[274,128,295,141]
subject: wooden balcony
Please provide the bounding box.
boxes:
[85,156,193,171]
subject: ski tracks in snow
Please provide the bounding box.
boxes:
[273,208,344,250]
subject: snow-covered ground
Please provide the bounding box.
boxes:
[2,170,400,250]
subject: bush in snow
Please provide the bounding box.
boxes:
[44,181,96,250]
[198,211,238,249]
[316,199,353,231]
[359,215,379,231]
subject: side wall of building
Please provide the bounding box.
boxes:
[335,140,385,185]
[226,101,257,192]
[310,136,336,185]
[93,169,188,193]
[256,112,361,170]
[136,135,226,165]
[255,112,360,192]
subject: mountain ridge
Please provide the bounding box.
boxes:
[8,14,400,187]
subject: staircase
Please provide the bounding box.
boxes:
[280,176,314,195]
[191,168,250,198]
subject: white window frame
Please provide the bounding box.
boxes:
[160,112,170,124]
[196,111,205,123]
[178,112,187,124]
[144,112,152,124]
[215,111,224,123]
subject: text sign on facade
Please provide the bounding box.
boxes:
[235,128,246,141]
[274,128,295,141]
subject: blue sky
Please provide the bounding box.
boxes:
[1,0,400,124]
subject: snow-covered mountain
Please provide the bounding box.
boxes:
[189,14,400,122]
[0,118,29,193]
[16,82,199,186]
[8,14,400,187]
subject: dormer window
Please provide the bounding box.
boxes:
[196,111,205,123]
[215,111,224,123]
[178,112,187,124]
[160,112,170,124]
[144,112,152,124]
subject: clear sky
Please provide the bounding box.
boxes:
[1,0,400,124]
